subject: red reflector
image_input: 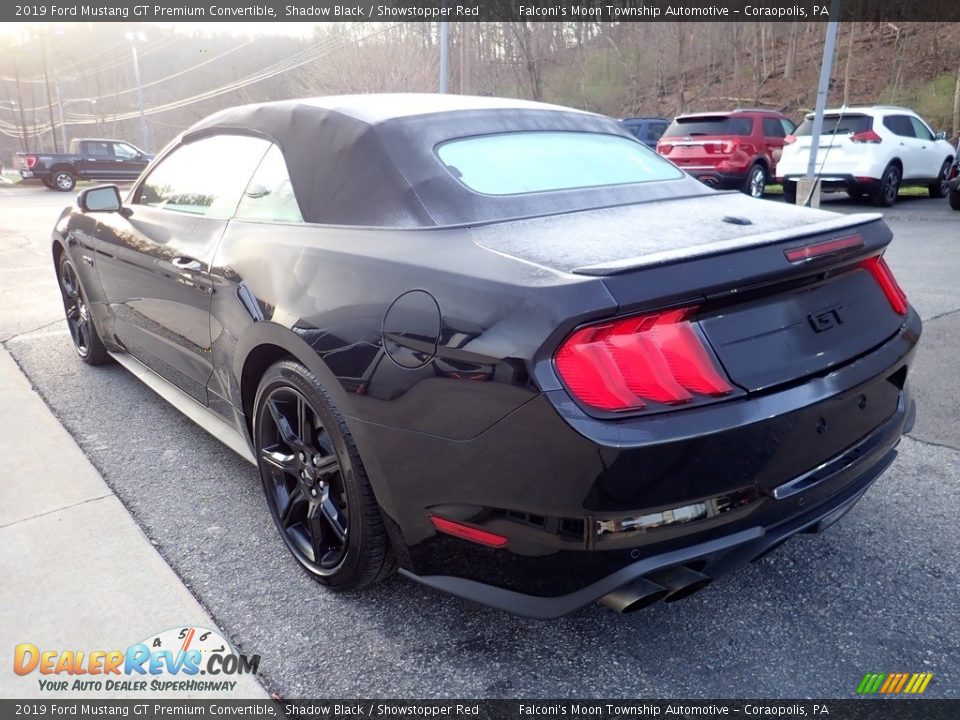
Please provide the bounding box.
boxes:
[429,516,509,548]
[25,155,37,169]
[863,256,908,315]
[851,130,882,144]
[785,235,864,262]
[555,307,734,412]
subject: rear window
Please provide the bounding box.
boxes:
[436,131,682,195]
[794,114,872,137]
[663,116,753,137]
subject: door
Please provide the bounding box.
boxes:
[93,133,271,402]
[883,115,925,179]
[76,140,115,181]
[110,141,151,181]
[761,117,789,165]
[907,116,943,178]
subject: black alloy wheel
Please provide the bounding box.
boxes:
[58,254,109,365]
[929,159,952,198]
[873,164,900,207]
[782,180,797,204]
[949,186,960,211]
[254,360,394,589]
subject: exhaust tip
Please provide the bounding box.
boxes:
[599,578,669,614]
[661,576,711,603]
[647,566,712,603]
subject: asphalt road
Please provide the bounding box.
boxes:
[2,181,958,699]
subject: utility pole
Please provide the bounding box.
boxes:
[800,0,842,207]
[39,34,59,152]
[12,57,29,153]
[55,76,67,150]
[126,32,149,152]
[460,22,472,94]
[439,22,449,94]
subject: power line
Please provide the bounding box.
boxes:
[0,26,400,140]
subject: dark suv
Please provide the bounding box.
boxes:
[620,117,670,149]
[657,109,795,197]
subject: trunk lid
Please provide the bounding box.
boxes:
[697,266,902,392]
[471,193,904,396]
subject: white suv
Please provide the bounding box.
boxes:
[775,106,955,206]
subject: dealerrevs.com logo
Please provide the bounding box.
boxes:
[13,626,260,693]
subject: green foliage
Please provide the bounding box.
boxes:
[545,48,626,114]
[878,74,956,131]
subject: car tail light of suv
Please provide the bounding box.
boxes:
[850,130,883,144]
[555,307,736,413]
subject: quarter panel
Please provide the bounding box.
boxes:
[209,219,613,439]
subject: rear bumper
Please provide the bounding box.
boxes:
[360,310,920,616]
[778,173,877,192]
[402,416,907,618]
[681,168,746,189]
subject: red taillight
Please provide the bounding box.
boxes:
[863,256,908,315]
[657,143,673,155]
[24,155,37,169]
[948,164,958,181]
[555,307,734,412]
[785,235,864,262]
[850,130,882,144]
[784,134,797,145]
[429,516,509,548]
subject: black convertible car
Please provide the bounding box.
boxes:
[53,94,920,618]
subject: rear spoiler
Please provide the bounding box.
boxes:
[572,213,885,276]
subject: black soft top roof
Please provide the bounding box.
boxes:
[183,94,707,228]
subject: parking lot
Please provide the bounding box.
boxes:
[1,181,958,699]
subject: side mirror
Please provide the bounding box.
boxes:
[935,130,947,141]
[78,185,123,213]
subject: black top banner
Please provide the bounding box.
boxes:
[5,0,960,23]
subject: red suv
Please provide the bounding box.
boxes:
[656,109,796,198]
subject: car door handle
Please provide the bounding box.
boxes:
[172,256,203,272]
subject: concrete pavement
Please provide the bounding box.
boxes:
[0,347,267,699]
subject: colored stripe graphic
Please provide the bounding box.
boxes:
[893,673,910,693]
[857,672,933,694]
[879,674,896,693]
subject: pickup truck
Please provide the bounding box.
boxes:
[17,138,152,191]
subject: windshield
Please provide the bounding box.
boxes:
[436,131,682,195]
[794,114,872,136]
[663,116,753,137]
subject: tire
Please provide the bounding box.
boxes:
[253,360,395,591]
[57,252,110,365]
[949,187,960,211]
[872,164,900,207]
[782,180,797,204]
[929,159,952,198]
[743,163,767,198]
[51,168,76,192]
